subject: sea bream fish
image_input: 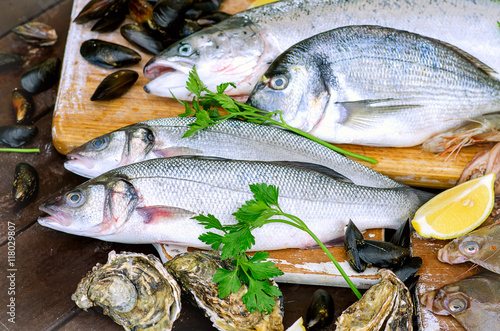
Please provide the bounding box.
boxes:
[143,0,500,101]
[64,117,404,189]
[247,25,500,147]
[38,157,431,250]
[420,271,500,331]
[438,224,500,274]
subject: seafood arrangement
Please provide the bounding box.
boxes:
[8,0,500,329]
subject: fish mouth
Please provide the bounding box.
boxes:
[143,59,194,99]
[64,152,96,178]
[38,204,71,228]
[437,247,468,264]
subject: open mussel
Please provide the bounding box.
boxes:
[91,0,128,33]
[21,57,61,94]
[336,269,414,330]
[129,0,156,30]
[0,52,24,71]
[12,22,57,46]
[12,163,38,206]
[80,39,142,69]
[12,88,34,124]
[0,125,38,147]
[305,289,335,329]
[120,24,167,55]
[72,251,181,330]
[166,251,284,331]
[74,0,119,24]
[91,70,139,101]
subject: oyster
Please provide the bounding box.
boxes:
[335,269,414,330]
[72,251,181,331]
[165,251,284,331]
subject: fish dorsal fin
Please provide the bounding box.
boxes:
[335,99,422,130]
[434,38,497,76]
[270,161,352,183]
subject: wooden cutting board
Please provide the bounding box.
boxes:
[53,0,491,191]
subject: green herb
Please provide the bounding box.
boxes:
[0,148,40,153]
[173,67,377,164]
[196,183,362,314]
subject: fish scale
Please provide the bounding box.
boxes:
[39,157,430,250]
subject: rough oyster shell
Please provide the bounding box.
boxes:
[72,251,181,331]
[335,269,413,330]
[166,251,284,331]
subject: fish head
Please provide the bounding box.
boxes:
[143,17,278,101]
[247,53,329,132]
[38,177,139,238]
[65,125,155,178]
[420,285,470,316]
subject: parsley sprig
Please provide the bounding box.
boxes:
[173,67,377,164]
[195,183,362,314]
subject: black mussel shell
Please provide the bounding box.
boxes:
[12,163,39,206]
[80,39,141,69]
[305,289,335,329]
[91,0,128,32]
[21,57,61,94]
[0,52,24,71]
[356,239,411,269]
[12,22,57,46]
[344,220,366,273]
[129,0,156,30]
[91,70,139,101]
[184,1,220,20]
[179,19,201,38]
[153,0,191,29]
[393,256,423,284]
[12,88,34,124]
[120,24,166,55]
[0,125,38,147]
[389,219,411,249]
[74,0,119,23]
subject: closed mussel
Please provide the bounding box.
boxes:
[91,0,128,33]
[80,39,141,69]
[13,163,39,206]
[74,0,119,24]
[12,88,34,124]
[120,24,166,55]
[91,70,139,101]
[305,289,335,329]
[0,125,38,147]
[12,22,57,46]
[153,0,189,30]
[344,220,366,272]
[21,57,61,94]
[0,52,24,71]
[356,239,411,269]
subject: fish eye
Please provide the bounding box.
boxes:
[462,241,479,255]
[178,44,193,56]
[91,137,108,150]
[269,75,288,90]
[448,298,467,313]
[66,190,85,207]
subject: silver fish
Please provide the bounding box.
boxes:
[39,157,431,250]
[247,25,500,147]
[143,0,500,101]
[64,117,404,189]
[420,271,500,331]
[438,225,500,274]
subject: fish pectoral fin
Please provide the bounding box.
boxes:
[152,146,203,158]
[336,99,422,130]
[136,206,195,224]
[270,161,353,183]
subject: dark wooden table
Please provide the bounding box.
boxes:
[0,1,362,330]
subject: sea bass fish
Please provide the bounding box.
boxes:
[38,157,430,250]
[438,225,500,274]
[143,0,500,101]
[420,271,500,331]
[64,117,404,189]
[247,25,500,147]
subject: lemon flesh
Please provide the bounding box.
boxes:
[411,173,495,239]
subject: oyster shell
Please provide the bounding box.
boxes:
[335,269,413,330]
[166,251,284,331]
[72,251,181,331]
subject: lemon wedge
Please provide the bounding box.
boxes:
[411,173,495,239]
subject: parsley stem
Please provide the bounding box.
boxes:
[0,148,40,153]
